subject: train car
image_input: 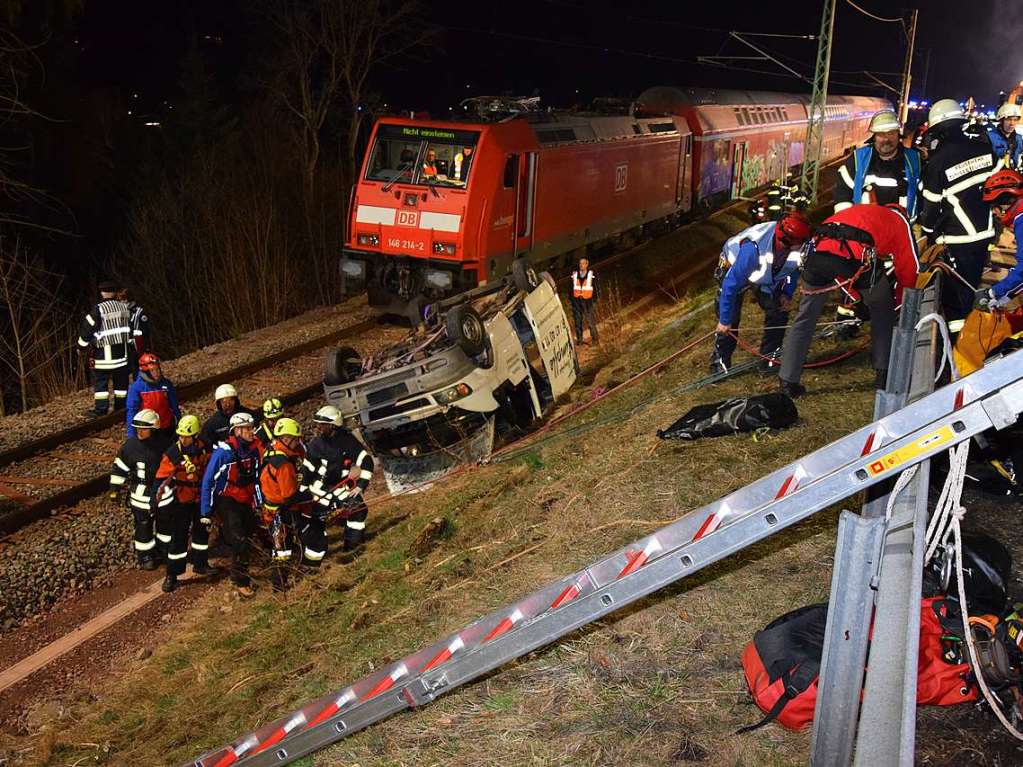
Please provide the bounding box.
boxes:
[342,112,692,316]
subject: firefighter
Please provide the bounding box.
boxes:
[987,102,1023,172]
[153,415,216,592]
[570,257,599,345]
[200,384,259,447]
[711,210,812,375]
[259,417,310,591]
[125,353,180,450]
[77,281,133,416]
[255,397,284,454]
[777,205,921,397]
[302,405,375,554]
[976,169,1023,309]
[200,412,262,597]
[109,408,165,570]
[834,109,923,219]
[920,98,999,325]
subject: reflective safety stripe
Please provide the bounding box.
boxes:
[114,390,128,397]
[95,391,110,399]
[85,313,96,326]
[834,201,854,212]
[134,538,156,551]
[136,462,147,479]
[167,551,188,560]
[190,542,209,551]
[346,520,366,530]
[156,533,172,543]
[360,470,373,480]
[304,548,326,561]
[272,549,293,560]
[110,475,126,485]
[948,319,966,332]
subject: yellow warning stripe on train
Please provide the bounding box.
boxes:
[864,425,955,477]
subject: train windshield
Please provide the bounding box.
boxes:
[365,124,480,188]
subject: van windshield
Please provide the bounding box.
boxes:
[366,124,480,188]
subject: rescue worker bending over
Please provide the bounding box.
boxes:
[109,408,164,570]
[200,384,259,447]
[987,102,1023,172]
[835,109,922,219]
[570,257,599,345]
[259,417,310,591]
[154,415,215,592]
[976,169,1023,309]
[711,210,812,375]
[77,280,133,416]
[255,397,284,454]
[200,412,262,597]
[920,98,998,324]
[777,205,921,397]
[303,405,375,554]
[126,353,180,450]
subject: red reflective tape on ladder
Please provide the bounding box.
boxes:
[617,538,662,579]
[483,608,524,642]
[305,690,355,729]
[954,388,964,410]
[212,736,259,767]
[691,512,722,541]
[775,474,797,499]
[421,637,465,673]
[861,431,876,456]
[551,579,584,610]
[252,713,307,754]
[359,664,409,702]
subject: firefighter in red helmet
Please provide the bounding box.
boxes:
[125,352,180,451]
[976,169,1023,308]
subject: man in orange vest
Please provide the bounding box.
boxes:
[570,257,598,345]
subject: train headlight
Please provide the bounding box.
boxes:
[434,382,472,404]
[340,258,367,281]
[432,242,457,256]
[357,233,380,247]
[422,268,454,290]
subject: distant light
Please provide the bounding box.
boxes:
[127,110,133,115]
[133,93,139,99]
[465,83,470,88]
[144,121,161,127]
[908,100,917,108]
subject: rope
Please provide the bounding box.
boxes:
[843,0,903,23]
[916,312,961,384]
[725,328,867,368]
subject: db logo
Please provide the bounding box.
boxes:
[397,210,419,227]
[614,163,628,192]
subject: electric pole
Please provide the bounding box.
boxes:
[897,9,919,125]
[800,0,837,204]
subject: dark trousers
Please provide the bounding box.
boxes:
[132,506,156,565]
[712,289,789,366]
[571,300,598,343]
[779,255,896,385]
[93,366,130,414]
[160,502,209,577]
[343,497,368,551]
[217,496,256,586]
[298,513,328,567]
[942,241,991,322]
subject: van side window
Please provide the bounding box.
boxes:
[503,155,519,189]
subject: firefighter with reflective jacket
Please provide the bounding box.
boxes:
[303,405,375,554]
[117,287,152,375]
[200,384,259,447]
[987,102,1023,172]
[711,210,812,375]
[835,109,922,219]
[109,409,165,570]
[200,412,262,597]
[255,398,284,455]
[920,98,999,324]
[570,257,598,345]
[126,353,180,450]
[77,280,133,416]
[976,169,1023,310]
[778,205,921,397]
[259,418,310,591]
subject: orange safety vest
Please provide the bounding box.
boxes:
[572,270,594,300]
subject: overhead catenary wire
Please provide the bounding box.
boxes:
[843,0,904,24]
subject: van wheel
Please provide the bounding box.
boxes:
[325,346,362,386]
[446,305,487,356]
[512,257,540,292]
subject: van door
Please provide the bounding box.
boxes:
[521,281,578,398]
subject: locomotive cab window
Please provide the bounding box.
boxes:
[365,124,480,188]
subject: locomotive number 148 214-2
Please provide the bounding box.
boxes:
[387,238,426,252]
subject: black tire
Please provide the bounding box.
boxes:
[325,346,362,386]
[511,257,540,292]
[445,305,487,356]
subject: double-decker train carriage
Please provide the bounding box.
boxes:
[341,87,890,316]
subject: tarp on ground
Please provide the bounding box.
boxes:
[657,393,798,441]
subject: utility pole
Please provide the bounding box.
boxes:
[800,0,837,204]
[897,9,919,125]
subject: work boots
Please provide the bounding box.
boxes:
[162,575,177,593]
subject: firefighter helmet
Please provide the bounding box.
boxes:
[273,417,302,438]
[229,412,255,430]
[132,408,161,430]
[138,352,161,372]
[176,414,201,437]
[215,383,237,401]
[262,397,284,420]
[314,405,343,427]
[776,210,812,249]
[982,169,1023,225]
[996,102,1022,121]
[928,99,965,127]
[868,109,901,134]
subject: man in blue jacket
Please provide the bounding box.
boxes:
[987,102,1022,172]
[977,168,1023,308]
[711,210,812,374]
[125,353,180,449]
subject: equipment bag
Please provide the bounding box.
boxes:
[924,531,1012,616]
[740,597,977,732]
[657,393,798,441]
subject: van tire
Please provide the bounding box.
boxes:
[446,305,487,356]
[512,257,540,292]
[325,346,362,386]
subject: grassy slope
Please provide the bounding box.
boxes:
[6,227,880,767]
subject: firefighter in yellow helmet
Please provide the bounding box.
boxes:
[259,417,310,590]
[255,397,284,455]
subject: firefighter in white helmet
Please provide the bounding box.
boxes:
[834,109,922,219]
[199,383,259,446]
[109,408,165,570]
[987,102,1023,171]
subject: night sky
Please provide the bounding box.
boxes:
[70,0,1017,117]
